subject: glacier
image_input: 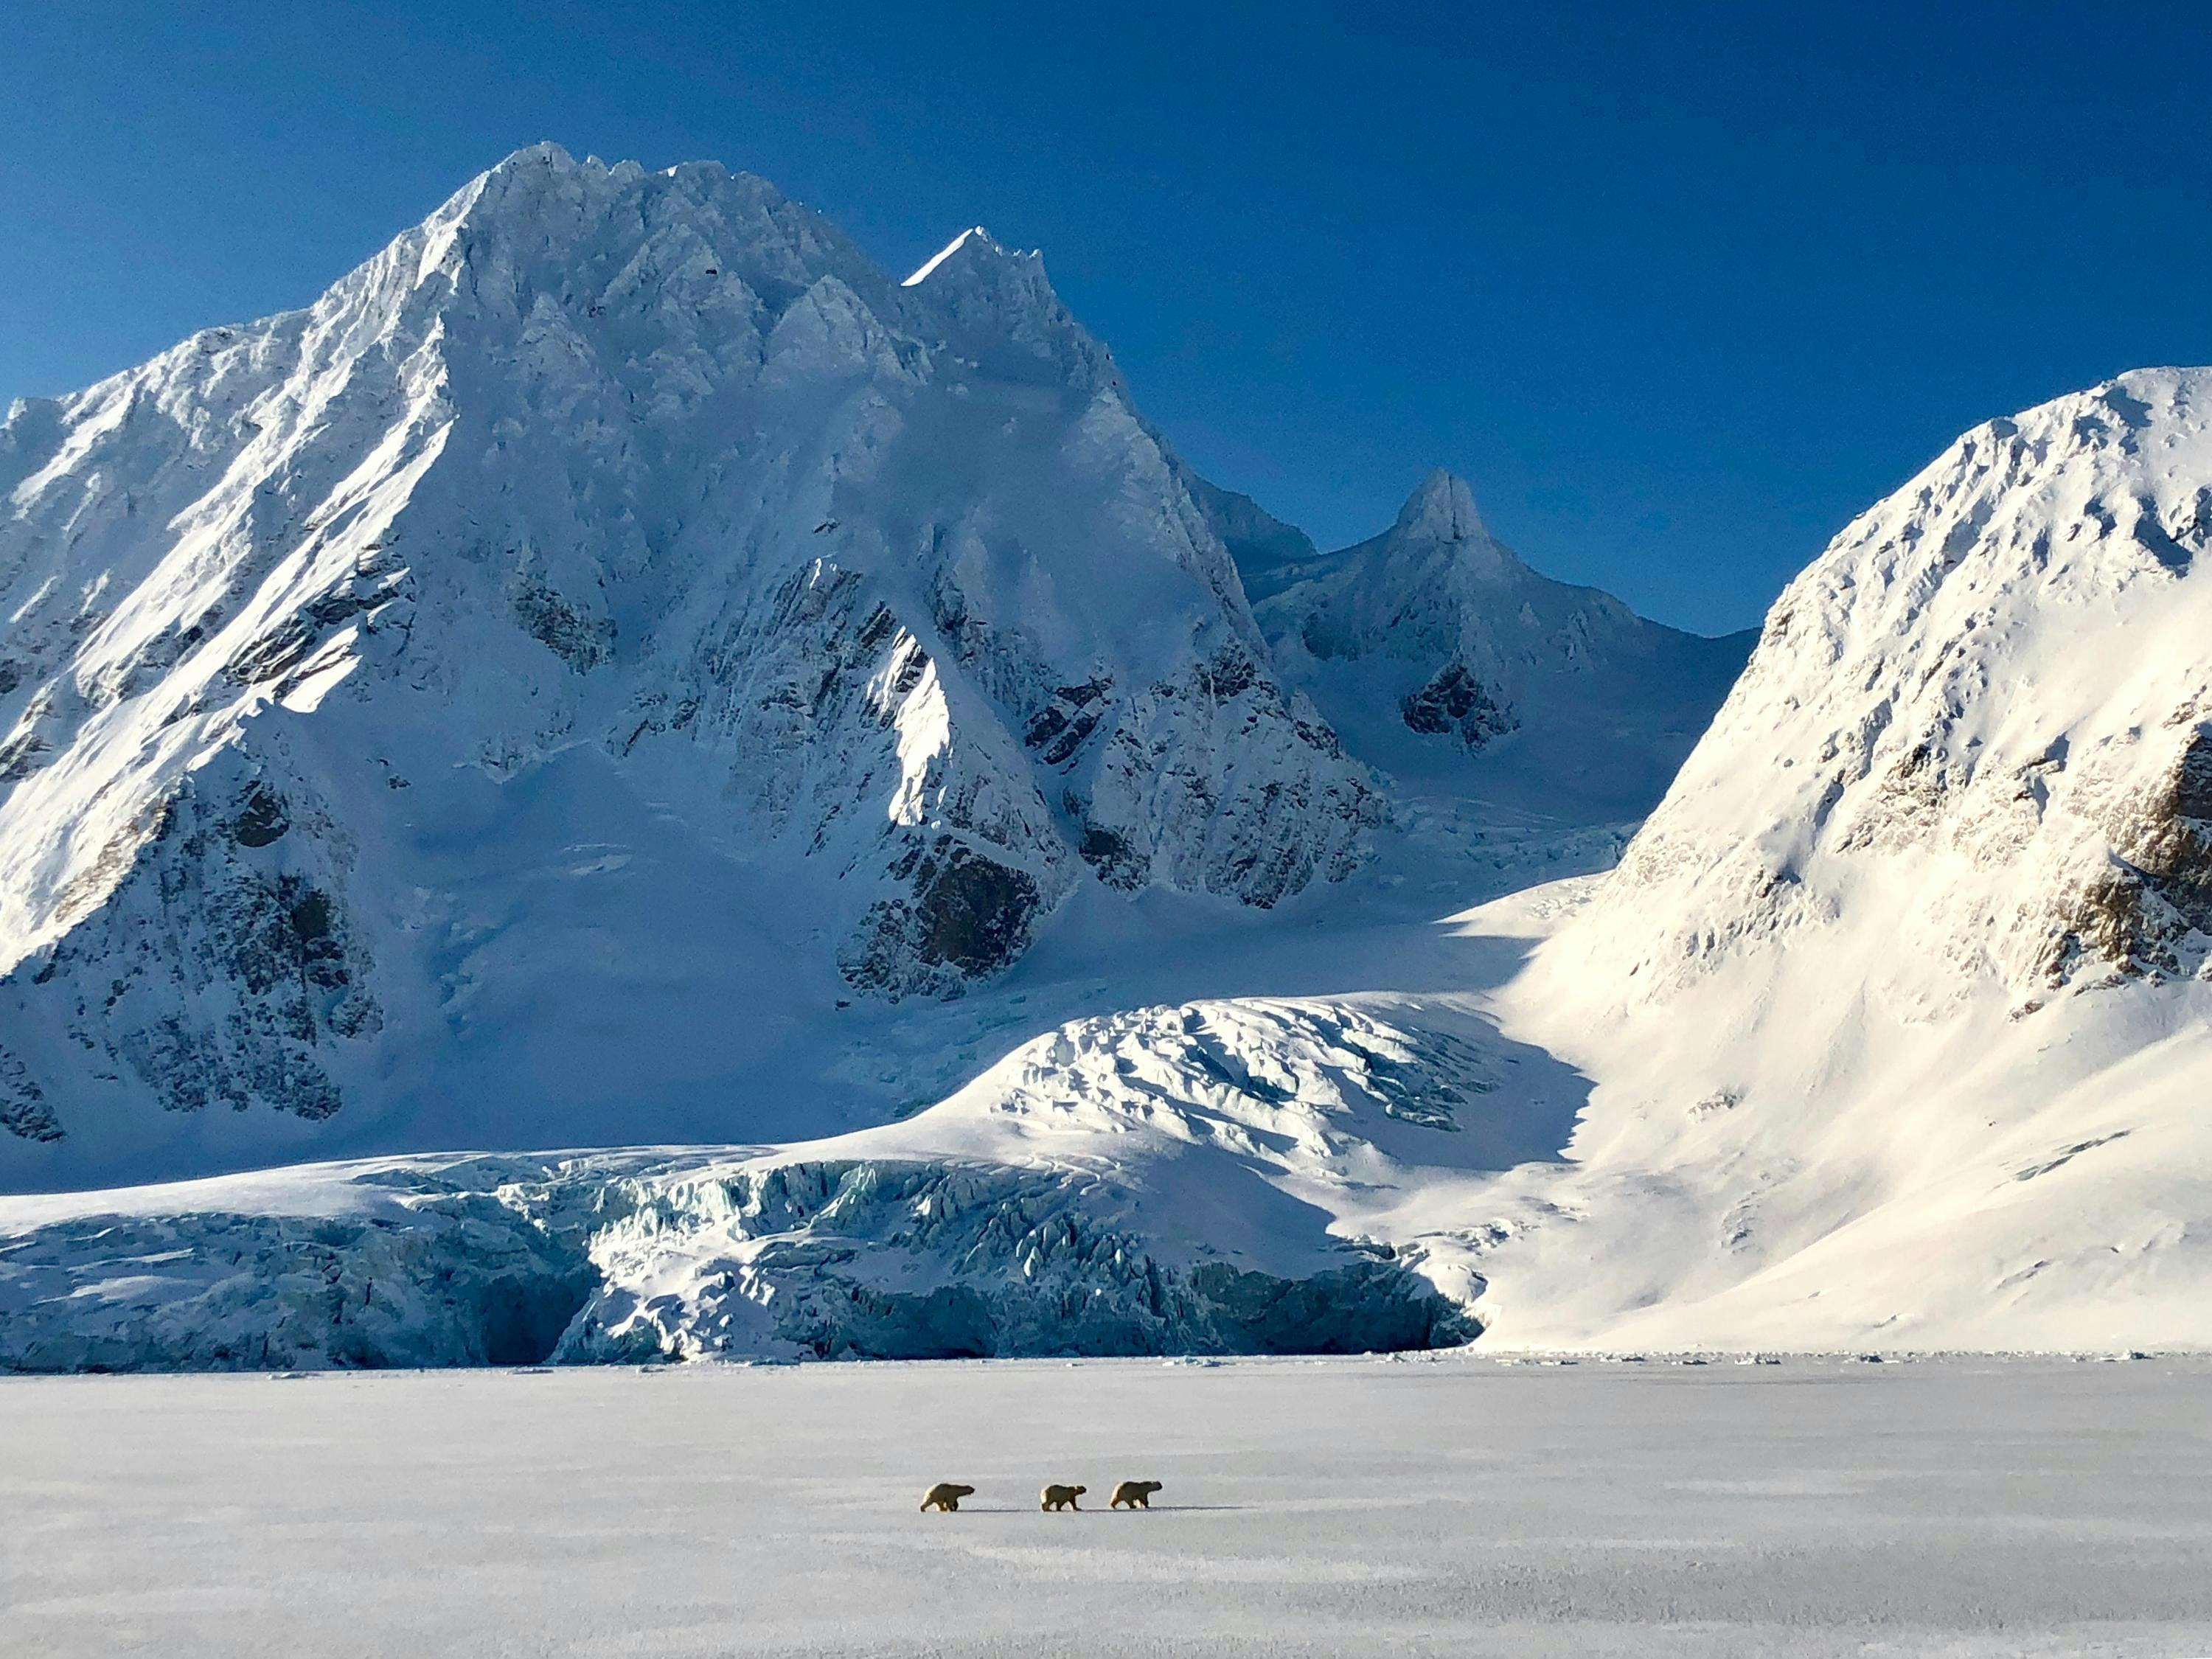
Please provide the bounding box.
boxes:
[17,145,2209,1370]
[0,995,1594,1369]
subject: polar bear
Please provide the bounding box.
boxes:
[1110,1480,1164,1509]
[1040,1483,1086,1512]
[919,1483,975,1512]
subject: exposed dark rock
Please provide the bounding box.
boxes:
[1077,821,1147,891]
[231,783,290,847]
[223,615,316,686]
[17,768,383,1124]
[1024,677,1113,767]
[0,1046,60,1142]
[1401,662,1518,750]
[0,686,55,781]
[840,838,1043,998]
[0,730,46,782]
[2042,723,2212,984]
[1197,642,1261,702]
[510,571,616,671]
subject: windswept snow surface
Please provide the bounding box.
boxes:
[8,1357,2212,1658]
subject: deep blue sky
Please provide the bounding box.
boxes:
[5,2,2208,632]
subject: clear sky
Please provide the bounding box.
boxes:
[4,1,2208,633]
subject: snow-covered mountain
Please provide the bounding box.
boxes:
[1468,368,2212,1349]
[16,149,2208,1369]
[0,145,1378,1178]
[1248,469,1754,819]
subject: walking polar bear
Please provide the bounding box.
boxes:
[1040,1484,1087,1512]
[919,1483,976,1512]
[1110,1480,1164,1509]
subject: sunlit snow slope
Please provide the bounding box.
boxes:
[1468,369,2212,1351]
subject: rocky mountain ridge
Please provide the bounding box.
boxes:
[1248,468,1754,820]
[1537,368,2212,1011]
[0,144,1380,1169]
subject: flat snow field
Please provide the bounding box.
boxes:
[7,1357,2211,1658]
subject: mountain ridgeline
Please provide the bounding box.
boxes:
[5,147,2209,1364]
[0,145,1736,1179]
[1478,369,2212,1351]
[0,147,1359,1166]
[1245,470,1754,819]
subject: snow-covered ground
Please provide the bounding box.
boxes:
[7,1356,2211,1657]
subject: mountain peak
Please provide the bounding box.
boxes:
[487,139,584,177]
[893,223,1113,392]
[903,226,998,287]
[1394,469,1485,543]
[0,147,1375,1175]
[462,145,793,231]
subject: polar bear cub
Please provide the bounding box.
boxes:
[1110,1480,1164,1509]
[919,1483,975,1512]
[1040,1483,1087,1511]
